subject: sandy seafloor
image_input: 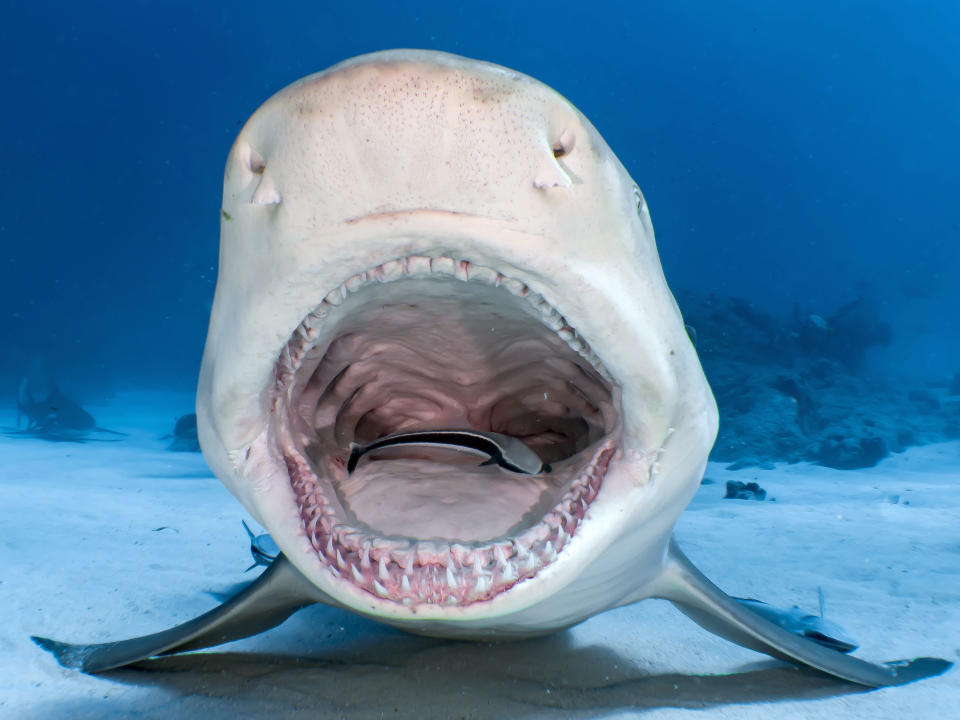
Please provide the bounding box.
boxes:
[1,391,957,719]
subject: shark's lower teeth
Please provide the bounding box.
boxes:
[286,443,614,606]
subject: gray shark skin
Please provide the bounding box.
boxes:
[33,50,950,687]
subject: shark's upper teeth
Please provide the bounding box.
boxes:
[281,254,610,381]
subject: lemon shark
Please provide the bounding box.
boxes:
[33,50,949,686]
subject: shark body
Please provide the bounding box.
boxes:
[33,50,949,687]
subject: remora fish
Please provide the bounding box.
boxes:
[735,595,858,655]
[347,429,551,475]
[242,520,280,571]
[33,50,949,686]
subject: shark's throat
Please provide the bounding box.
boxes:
[271,255,621,607]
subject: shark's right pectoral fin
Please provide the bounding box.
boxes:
[654,539,952,687]
[32,555,329,673]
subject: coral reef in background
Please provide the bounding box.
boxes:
[678,292,960,470]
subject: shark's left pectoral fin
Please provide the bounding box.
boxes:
[655,539,952,687]
[32,555,327,673]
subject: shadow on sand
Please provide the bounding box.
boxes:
[35,624,865,719]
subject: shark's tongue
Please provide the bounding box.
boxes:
[334,458,557,540]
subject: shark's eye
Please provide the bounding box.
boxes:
[248,150,266,175]
[633,187,644,212]
[552,129,576,159]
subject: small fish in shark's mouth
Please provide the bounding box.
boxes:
[32,49,949,687]
[346,429,552,476]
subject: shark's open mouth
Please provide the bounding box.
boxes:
[271,255,620,607]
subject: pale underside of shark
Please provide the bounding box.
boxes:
[33,50,949,687]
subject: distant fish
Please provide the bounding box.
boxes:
[161,413,200,452]
[8,378,124,442]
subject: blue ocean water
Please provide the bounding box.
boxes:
[1,0,958,419]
